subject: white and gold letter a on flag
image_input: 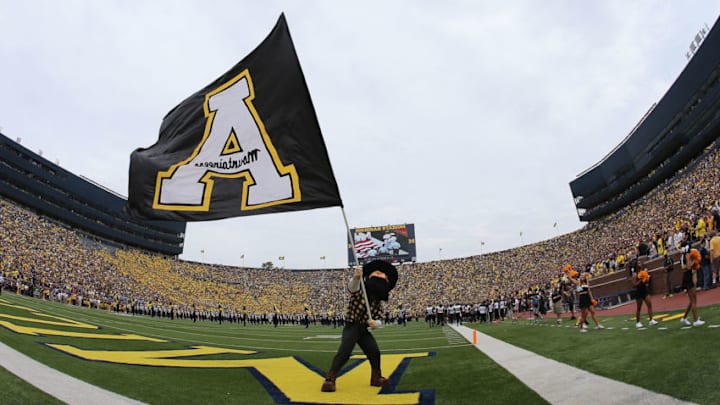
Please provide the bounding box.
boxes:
[153,69,300,212]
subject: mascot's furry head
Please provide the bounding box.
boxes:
[362,260,398,301]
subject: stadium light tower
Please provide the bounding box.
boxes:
[480,241,485,255]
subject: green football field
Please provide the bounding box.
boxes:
[0,293,718,404]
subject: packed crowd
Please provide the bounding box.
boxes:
[1,142,719,324]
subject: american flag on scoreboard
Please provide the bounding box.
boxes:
[354,235,379,258]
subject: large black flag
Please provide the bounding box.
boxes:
[127,14,342,221]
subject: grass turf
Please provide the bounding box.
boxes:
[0,365,65,405]
[471,305,720,405]
[0,294,543,405]
[5,292,719,404]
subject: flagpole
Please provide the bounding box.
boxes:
[341,207,374,321]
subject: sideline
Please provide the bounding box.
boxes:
[0,341,146,405]
[448,324,695,405]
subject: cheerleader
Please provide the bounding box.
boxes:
[571,272,604,332]
[551,283,564,325]
[629,259,657,328]
[679,243,705,326]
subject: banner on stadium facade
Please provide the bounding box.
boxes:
[127,14,342,221]
[348,223,416,266]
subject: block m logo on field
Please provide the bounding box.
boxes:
[47,344,435,405]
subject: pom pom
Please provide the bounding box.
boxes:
[568,270,579,279]
[638,270,650,283]
[592,299,598,306]
[689,249,702,269]
[563,264,573,273]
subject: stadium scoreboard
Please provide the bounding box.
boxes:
[348,223,416,266]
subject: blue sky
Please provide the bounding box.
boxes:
[2,1,719,269]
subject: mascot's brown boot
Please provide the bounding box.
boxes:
[370,368,390,387]
[321,371,336,392]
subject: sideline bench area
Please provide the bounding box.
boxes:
[589,248,690,308]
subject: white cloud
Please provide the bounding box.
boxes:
[1,1,719,268]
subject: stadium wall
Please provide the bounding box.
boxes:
[0,133,186,256]
[589,248,689,308]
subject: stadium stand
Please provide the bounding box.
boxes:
[571,15,720,221]
[1,18,719,324]
[0,132,186,255]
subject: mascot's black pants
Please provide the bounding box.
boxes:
[329,322,381,373]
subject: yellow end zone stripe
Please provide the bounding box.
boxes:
[662,313,685,321]
[0,320,166,341]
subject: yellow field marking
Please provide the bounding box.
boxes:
[0,314,98,329]
[2,296,431,404]
[629,314,669,321]
[0,320,166,341]
[1,301,100,329]
[630,313,680,322]
[47,345,428,404]
[0,301,38,311]
[47,345,256,366]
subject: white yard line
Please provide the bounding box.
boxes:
[448,324,695,405]
[0,341,146,405]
